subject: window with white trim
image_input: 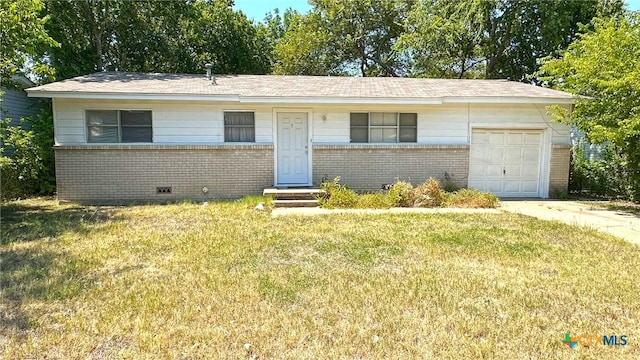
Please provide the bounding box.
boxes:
[350,112,417,143]
[86,110,152,143]
[224,111,255,142]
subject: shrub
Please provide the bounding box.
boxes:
[570,145,634,200]
[444,188,499,208]
[442,172,459,192]
[355,193,393,209]
[411,178,444,207]
[0,109,55,201]
[318,177,357,208]
[387,180,414,207]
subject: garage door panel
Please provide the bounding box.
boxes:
[522,181,539,193]
[504,181,521,193]
[486,181,503,193]
[469,129,542,197]
[525,133,542,145]
[468,180,484,190]
[523,147,541,161]
[489,133,505,145]
[486,165,504,177]
[470,147,485,160]
[472,131,490,144]
[469,164,486,176]
[506,165,522,177]
[507,133,523,145]
[522,165,539,178]
[506,149,522,162]
[491,148,505,162]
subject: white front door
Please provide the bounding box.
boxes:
[277,112,309,185]
[468,129,542,197]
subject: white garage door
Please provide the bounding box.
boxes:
[468,129,542,197]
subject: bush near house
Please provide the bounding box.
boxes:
[569,145,634,200]
[319,177,498,209]
[0,109,55,201]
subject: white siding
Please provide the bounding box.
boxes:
[419,105,469,144]
[53,99,267,144]
[52,99,570,146]
[312,110,350,143]
[468,103,570,145]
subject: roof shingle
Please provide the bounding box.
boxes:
[27,72,575,101]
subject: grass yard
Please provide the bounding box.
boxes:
[1,198,639,359]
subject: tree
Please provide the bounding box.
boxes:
[0,0,58,85]
[539,15,640,200]
[397,0,624,81]
[271,11,335,75]
[43,0,270,79]
[273,0,412,76]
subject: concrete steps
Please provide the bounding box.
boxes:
[263,188,324,208]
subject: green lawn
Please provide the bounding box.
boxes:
[1,198,639,359]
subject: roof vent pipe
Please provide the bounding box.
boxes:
[205,63,212,80]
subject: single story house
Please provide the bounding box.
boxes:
[27,72,575,204]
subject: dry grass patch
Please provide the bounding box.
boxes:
[1,198,639,359]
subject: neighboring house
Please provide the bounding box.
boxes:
[1,75,45,128]
[27,72,575,204]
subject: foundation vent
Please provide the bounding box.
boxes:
[156,186,172,194]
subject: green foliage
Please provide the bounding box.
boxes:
[318,177,358,208]
[274,0,410,76]
[539,14,640,200]
[355,193,394,209]
[0,0,59,84]
[444,188,499,208]
[271,11,334,75]
[569,145,634,199]
[396,0,622,81]
[43,0,270,79]
[388,180,413,207]
[1,109,55,200]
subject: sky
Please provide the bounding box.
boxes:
[233,0,311,21]
[234,0,640,22]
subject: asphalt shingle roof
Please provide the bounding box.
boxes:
[27,72,575,101]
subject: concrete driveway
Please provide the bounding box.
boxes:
[500,200,640,246]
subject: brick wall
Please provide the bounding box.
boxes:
[313,145,470,190]
[549,145,571,197]
[55,145,274,204]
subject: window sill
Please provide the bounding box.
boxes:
[313,143,469,150]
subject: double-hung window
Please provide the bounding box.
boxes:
[86,110,152,143]
[224,111,255,142]
[350,112,417,143]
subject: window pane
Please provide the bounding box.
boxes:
[370,112,384,126]
[86,110,117,126]
[383,112,397,126]
[225,126,255,142]
[399,113,417,127]
[122,126,152,142]
[121,110,152,126]
[399,127,417,142]
[88,126,118,143]
[370,128,397,142]
[371,112,397,126]
[350,113,368,126]
[350,127,368,142]
[225,112,255,126]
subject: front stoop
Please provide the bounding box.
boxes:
[263,188,324,208]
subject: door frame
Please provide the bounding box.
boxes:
[468,125,551,198]
[272,108,314,186]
